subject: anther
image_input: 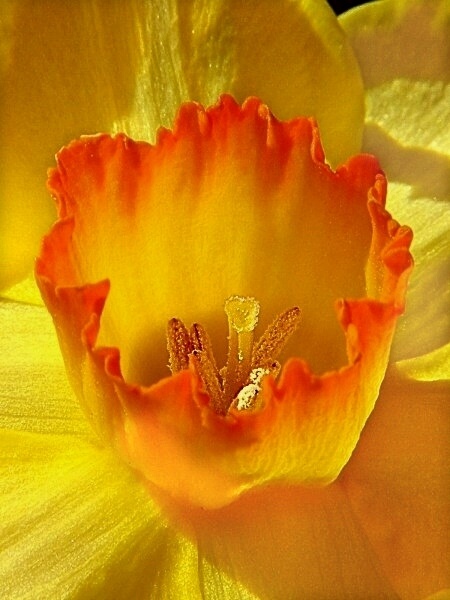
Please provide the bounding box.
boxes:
[167,318,193,373]
[251,307,302,370]
[190,322,221,388]
[190,349,226,415]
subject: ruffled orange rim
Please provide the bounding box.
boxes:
[36,96,413,508]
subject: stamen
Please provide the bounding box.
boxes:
[190,323,221,383]
[165,298,301,415]
[251,306,302,369]
[167,318,193,373]
[223,296,260,405]
[190,350,227,415]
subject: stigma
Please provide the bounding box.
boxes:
[167,296,301,415]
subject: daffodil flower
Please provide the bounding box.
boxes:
[0,1,449,599]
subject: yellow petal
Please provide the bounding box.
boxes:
[0,298,89,436]
[0,429,400,598]
[0,294,203,598]
[423,592,450,600]
[0,429,203,598]
[341,369,450,599]
[1,0,363,289]
[188,483,398,599]
[1,0,132,289]
[161,0,364,166]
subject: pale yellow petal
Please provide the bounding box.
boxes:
[386,182,449,364]
[340,0,450,364]
[0,431,201,599]
[1,275,44,305]
[341,0,449,83]
[396,342,450,381]
[340,0,449,197]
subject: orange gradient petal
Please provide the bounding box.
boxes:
[36,96,412,508]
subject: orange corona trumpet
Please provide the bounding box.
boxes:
[36,96,412,509]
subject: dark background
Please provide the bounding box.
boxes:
[328,0,373,15]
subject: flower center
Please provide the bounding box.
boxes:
[167,296,301,415]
